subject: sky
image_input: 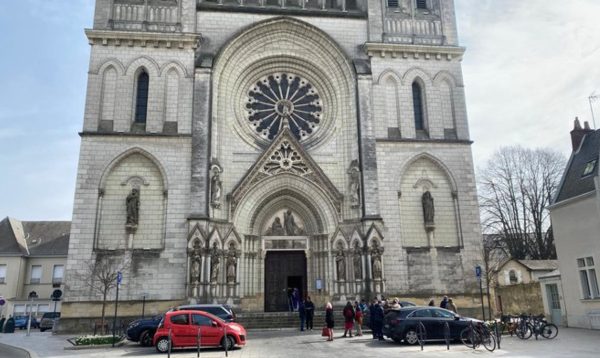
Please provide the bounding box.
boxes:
[0,0,599,221]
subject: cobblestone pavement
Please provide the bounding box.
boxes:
[1,327,599,358]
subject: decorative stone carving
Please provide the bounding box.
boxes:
[266,217,285,236]
[371,241,383,281]
[353,241,362,280]
[335,242,346,281]
[422,190,435,231]
[263,140,310,176]
[348,160,361,208]
[189,240,202,284]
[226,242,237,284]
[246,73,322,141]
[284,210,304,236]
[126,188,140,231]
[210,242,220,283]
[210,159,223,209]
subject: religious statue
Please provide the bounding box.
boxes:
[348,160,361,208]
[353,241,362,280]
[210,242,220,283]
[210,164,222,209]
[126,188,140,227]
[422,191,435,227]
[335,243,346,281]
[284,210,303,236]
[371,241,383,280]
[226,242,237,284]
[266,217,285,236]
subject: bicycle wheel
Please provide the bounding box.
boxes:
[516,323,532,340]
[460,327,475,348]
[481,330,496,352]
[541,323,558,339]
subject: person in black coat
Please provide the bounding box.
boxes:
[305,296,315,330]
[325,302,334,341]
[298,299,306,331]
[369,300,385,340]
[3,315,15,333]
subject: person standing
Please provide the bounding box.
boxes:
[440,296,449,309]
[428,299,435,307]
[305,296,315,330]
[369,300,385,340]
[325,302,335,341]
[354,301,363,336]
[292,288,300,311]
[298,298,306,331]
[342,301,355,337]
[448,298,458,314]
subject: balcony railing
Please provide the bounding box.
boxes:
[197,0,367,16]
[110,0,182,32]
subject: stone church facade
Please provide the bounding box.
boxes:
[64,0,482,317]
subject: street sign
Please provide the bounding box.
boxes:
[475,265,482,280]
[51,289,63,301]
[117,271,123,286]
[0,296,5,306]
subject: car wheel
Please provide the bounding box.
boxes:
[404,329,419,345]
[155,337,170,353]
[221,335,236,351]
[140,330,153,347]
[392,336,403,344]
[40,328,46,332]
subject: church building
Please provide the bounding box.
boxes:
[63,0,482,322]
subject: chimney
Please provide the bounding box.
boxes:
[570,117,594,151]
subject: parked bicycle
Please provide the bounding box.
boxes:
[460,321,496,352]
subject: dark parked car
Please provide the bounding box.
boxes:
[382,307,480,344]
[126,314,164,347]
[177,304,236,322]
[14,316,39,330]
[39,312,60,332]
[364,301,416,329]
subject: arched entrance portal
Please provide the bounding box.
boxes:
[264,251,306,312]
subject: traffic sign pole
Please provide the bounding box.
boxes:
[112,272,122,348]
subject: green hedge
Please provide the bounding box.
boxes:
[74,335,123,346]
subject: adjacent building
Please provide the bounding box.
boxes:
[0,217,70,319]
[495,259,558,287]
[549,119,600,329]
[63,0,483,326]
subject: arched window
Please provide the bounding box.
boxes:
[412,81,425,131]
[135,71,149,124]
[416,0,427,10]
[509,270,518,284]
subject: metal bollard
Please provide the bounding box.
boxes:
[470,321,475,351]
[495,320,501,350]
[417,321,426,352]
[168,327,172,358]
[223,323,228,357]
[197,327,201,358]
[444,321,450,350]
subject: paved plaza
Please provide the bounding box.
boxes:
[1,327,599,358]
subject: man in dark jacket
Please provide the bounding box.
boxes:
[305,296,315,330]
[298,299,306,331]
[440,296,449,309]
[3,315,15,333]
[369,300,385,340]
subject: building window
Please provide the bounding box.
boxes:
[30,265,42,284]
[582,159,597,177]
[0,264,6,284]
[416,0,427,10]
[387,0,399,7]
[578,257,600,299]
[52,265,64,285]
[134,71,149,124]
[509,270,518,284]
[412,81,425,131]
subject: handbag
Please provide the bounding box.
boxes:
[321,327,329,337]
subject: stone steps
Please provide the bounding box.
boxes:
[235,311,344,329]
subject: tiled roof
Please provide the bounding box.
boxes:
[555,130,600,203]
[0,217,70,257]
[518,259,559,271]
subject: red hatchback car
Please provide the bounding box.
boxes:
[153,310,247,353]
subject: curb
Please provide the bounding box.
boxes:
[0,342,40,358]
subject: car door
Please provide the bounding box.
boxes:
[408,308,436,340]
[169,313,192,347]
[430,308,457,340]
[192,313,222,346]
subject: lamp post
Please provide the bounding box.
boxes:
[26,291,38,337]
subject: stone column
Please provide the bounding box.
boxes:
[190,67,212,217]
[356,74,382,218]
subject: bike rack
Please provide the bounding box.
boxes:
[416,321,427,351]
[469,320,476,351]
[168,327,172,358]
[495,321,501,349]
[197,327,202,357]
[444,321,451,350]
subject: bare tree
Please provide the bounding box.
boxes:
[478,146,565,260]
[77,254,130,334]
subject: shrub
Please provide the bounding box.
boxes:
[74,335,123,346]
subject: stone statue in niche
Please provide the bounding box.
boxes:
[189,240,202,284]
[353,241,362,280]
[266,217,285,236]
[348,160,361,208]
[126,188,140,229]
[422,191,435,230]
[371,241,383,280]
[210,161,223,209]
[226,242,237,284]
[210,242,220,283]
[335,243,346,281]
[284,210,304,236]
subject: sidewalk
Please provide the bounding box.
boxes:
[1,327,599,358]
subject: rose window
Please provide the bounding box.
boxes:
[246,73,322,141]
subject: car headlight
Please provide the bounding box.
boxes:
[128,321,141,329]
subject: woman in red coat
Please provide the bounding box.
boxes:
[342,301,355,337]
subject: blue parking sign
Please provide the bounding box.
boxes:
[475,265,482,279]
[117,271,123,286]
